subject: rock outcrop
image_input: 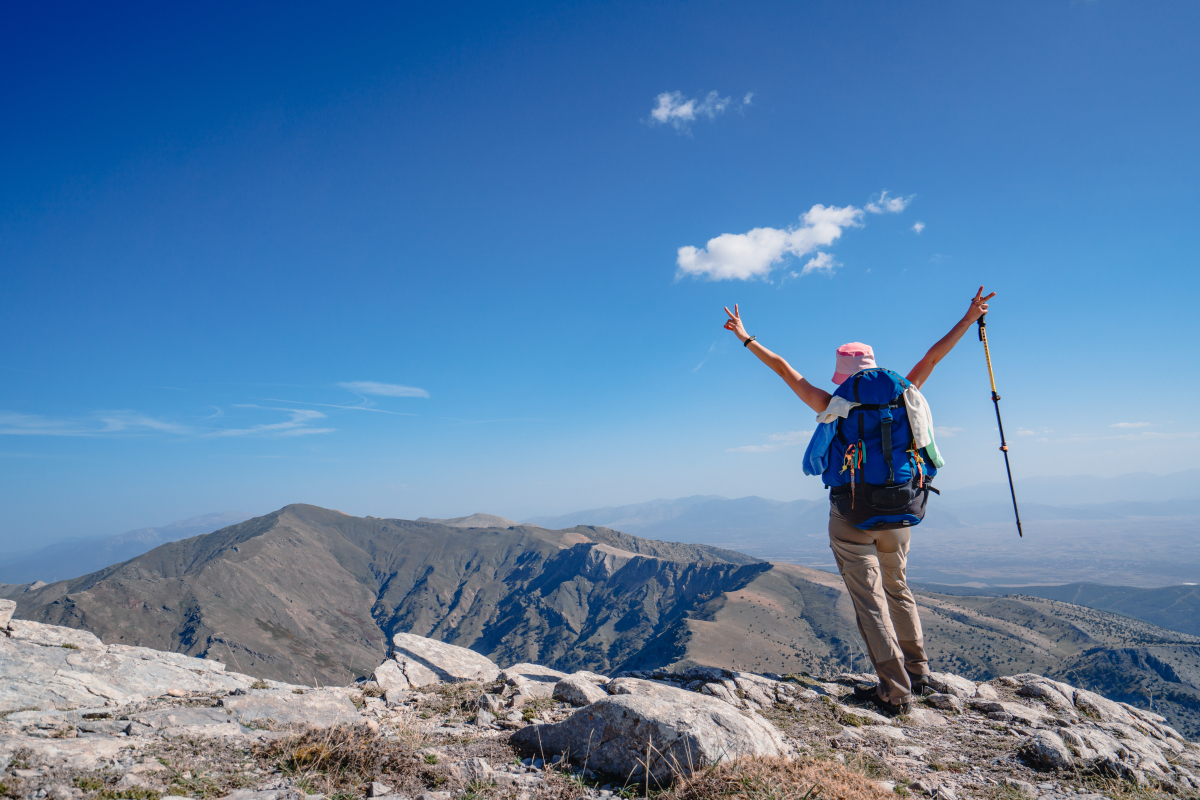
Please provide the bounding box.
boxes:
[4,615,1200,800]
[513,678,786,786]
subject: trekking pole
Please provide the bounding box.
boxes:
[978,314,1023,537]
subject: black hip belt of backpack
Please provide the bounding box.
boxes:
[829,477,940,528]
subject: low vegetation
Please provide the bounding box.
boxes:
[662,756,888,800]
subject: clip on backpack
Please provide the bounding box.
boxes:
[823,368,939,528]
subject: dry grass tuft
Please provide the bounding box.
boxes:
[662,756,891,800]
[258,723,425,795]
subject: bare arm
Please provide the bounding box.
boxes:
[906,286,996,389]
[724,304,832,413]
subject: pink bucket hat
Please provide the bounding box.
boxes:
[832,342,876,385]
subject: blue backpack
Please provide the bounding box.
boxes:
[817,368,938,528]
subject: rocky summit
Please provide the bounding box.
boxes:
[4,609,1200,800]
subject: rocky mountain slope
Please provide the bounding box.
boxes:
[10,504,1200,738]
[3,610,1199,800]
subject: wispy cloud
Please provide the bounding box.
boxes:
[693,342,718,373]
[727,430,811,453]
[865,190,913,214]
[912,222,925,234]
[649,91,736,133]
[0,411,193,437]
[677,203,866,281]
[933,426,963,438]
[1110,421,1153,428]
[0,406,335,439]
[213,406,334,437]
[338,381,429,398]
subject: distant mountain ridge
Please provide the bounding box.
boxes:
[0,511,253,585]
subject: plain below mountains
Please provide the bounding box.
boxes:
[8,503,1200,737]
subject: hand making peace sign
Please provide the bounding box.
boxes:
[965,286,996,323]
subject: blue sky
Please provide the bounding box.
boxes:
[2,1,1198,546]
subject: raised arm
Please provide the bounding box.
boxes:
[724,304,832,413]
[906,286,995,389]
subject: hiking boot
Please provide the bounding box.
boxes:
[908,672,934,696]
[852,683,880,703]
[852,684,913,716]
[876,696,914,716]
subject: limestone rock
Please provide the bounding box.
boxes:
[1019,730,1075,771]
[836,704,894,727]
[554,675,608,707]
[512,680,785,785]
[973,684,1000,701]
[373,659,410,691]
[0,627,251,713]
[925,693,963,713]
[927,672,976,698]
[390,633,499,683]
[219,688,358,727]
[7,620,104,650]
[504,663,567,699]
[0,599,15,628]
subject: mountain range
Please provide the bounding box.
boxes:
[0,511,253,585]
[6,503,1200,736]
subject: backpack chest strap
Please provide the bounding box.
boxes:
[879,407,895,484]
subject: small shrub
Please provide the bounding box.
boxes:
[250,680,269,690]
[97,789,161,800]
[424,753,439,765]
[74,776,106,792]
[292,689,305,695]
[520,697,555,722]
[462,779,495,800]
[61,643,80,650]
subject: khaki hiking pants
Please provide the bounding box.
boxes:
[828,512,930,705]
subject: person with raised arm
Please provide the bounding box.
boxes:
[722,288,995,714]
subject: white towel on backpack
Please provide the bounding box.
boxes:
[815,395,860,423]
[903,384,945,468]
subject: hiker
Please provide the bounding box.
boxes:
[722,287,995,713]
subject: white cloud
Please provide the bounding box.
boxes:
[933,426,963,438]
[727,430,811,452]
[865,190,914,214]
[912,222,925,234]
[677,204,864,281]
[649,91,733,132]
[1110,421,1153,428]
[801,252,840,276]
[743,92,754,105]
[338,381,430,398]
